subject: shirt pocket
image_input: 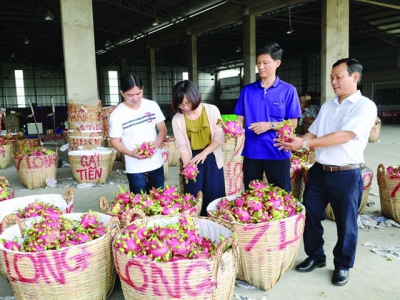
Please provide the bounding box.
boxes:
[270,102,286,118]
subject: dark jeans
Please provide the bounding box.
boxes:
[303,162,363,270]
[243,157,291,191]
[183,150,225,216]
[127,165,164,194]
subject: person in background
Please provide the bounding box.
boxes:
[109,72,167,194]
[277,58,377,286]
[171,80,225,216]
[234,42,302,191]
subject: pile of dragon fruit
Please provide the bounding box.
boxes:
[216,118,243,138]
[16,201,63,219]
[13,145,55,158]
[0,180,12,200]
[136,141,156,158]
[209,180,303,224]
[114,215,220,262]
[277,120,295,142]
[180,162,199,184]
[386,164,400,175]
[106,185,198,218]
[0,211,105,252]
[0,137,11,146]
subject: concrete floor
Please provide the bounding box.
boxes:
[0,124,399,300]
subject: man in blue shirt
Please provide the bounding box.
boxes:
[234,42,302,191]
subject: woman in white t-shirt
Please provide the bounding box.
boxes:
[109,72,167,194]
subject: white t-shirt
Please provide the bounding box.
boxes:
[109,99,165,173]
[309,90,377,165]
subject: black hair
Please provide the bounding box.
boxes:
[333,58,363,83]
[171,80,201,113]
[256,42,283,61]
[120,72,144,92]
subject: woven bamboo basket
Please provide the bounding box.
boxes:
[0,188,75,234]
[0,176,14,202]
[113,215,238,300]
[99,191,203,228]
[368,117,381,143]
[101,105,117,138]
[0,213,119,300]
[167,140,180,166]
[69,148,116,183]
[67,135,105,150]
[326,167,374,221]
[377,163,400,223]
[15,138,41,148]
[68,100,102,114]
[13,151,58,189]
[0,143,12,169]
[207,197,306,291]
[222,134,245,164]
[224,162,244,196]
[290,164,303,201]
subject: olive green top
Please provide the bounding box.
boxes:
[185,106,211,150]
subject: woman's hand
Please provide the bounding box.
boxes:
[191,151,208,164]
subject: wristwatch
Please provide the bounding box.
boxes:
[302,139,309,150]
[270,122,275,129]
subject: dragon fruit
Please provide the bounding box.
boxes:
[216,118,243,138]
[386,164,400,175]
[209,180,303,223]
[13,145,55,158]
[1,212,106,253]
[181,162,199,184]
[277,120,295,142]
[16,201,63,219]
[0,238,21,251]
[136,141,156,158]
[114,215,224,262]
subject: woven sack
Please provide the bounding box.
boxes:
[0,188,75,234]
[0,143,12,169]
[69,148,116,183]
[326,167,373,221]
[13,151,58,189]
[0,176,14,202]
[368,117,381,143]
[0,213,119,300]
[99,191,203,228]
[207,197,306,291]
[377,163,400,223]
[113,215,238,299]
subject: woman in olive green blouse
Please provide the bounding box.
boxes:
[171,80,226,216]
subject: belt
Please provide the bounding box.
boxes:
[315,162,365,172]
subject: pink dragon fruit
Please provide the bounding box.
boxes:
[216,118,243,138]
[16,201,63,219]
[79,210,100,229]
[1,238,21,251]
[136,141,156,158]
[181,162,199,184]
[277,120,295,142]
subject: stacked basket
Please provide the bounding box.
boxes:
[377,163,400,223]
[0,137,12,169]
[222,134,245,196]
[67,100,104,150]
[368,117,381,143]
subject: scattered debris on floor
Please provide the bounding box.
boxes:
[234,295,267,300]
[358,214,400,229]
[0,297,15,300]
[362,242,400,260]
[235,280,256,290]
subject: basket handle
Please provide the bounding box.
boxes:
[1,213,19,231]
[124,207,147,224]
[99,196,110,212]
[212,236,238,281]
[377,163,386,190]
[16,216,27,236]
[63,187,75,205]
[0,176,11,187]
[219,208,237,223]
[105,216,121,239]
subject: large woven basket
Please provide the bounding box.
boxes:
[69,148,116,183]
[113,215,238,299]
[0,213,119,300]
[68,100,102,114]
[13,151,58,189]
[326,167,374,221]
[0,176,14,202]
[207,197,306,291]
[99,191,203,228]
[377,163,400,223]
[15,138,41,148]
[0,188,75,234]
[0,143,12,169]
[67,135,105,150]
[368,117,381,143]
